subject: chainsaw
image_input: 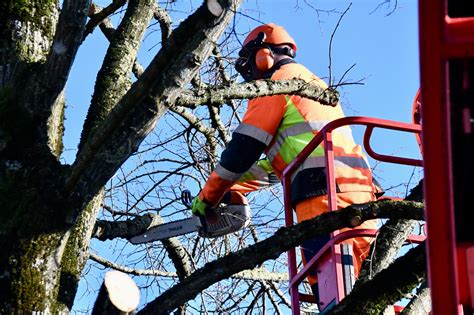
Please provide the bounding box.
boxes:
[129,190,251,244]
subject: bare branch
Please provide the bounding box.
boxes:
[207,104,231,144]
[370,0,399,16]
[261,281,284,315]
[167,106,216,151]
[90,252,288,282]
[174,79,339,108]
[328,3,351,86]
[90,252,178,277]
[152,2,172,44]
[84,0,127,40]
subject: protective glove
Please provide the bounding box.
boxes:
[191,195,209,216]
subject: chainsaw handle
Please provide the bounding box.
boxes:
[181,189,216,221]
[181,190,193,208]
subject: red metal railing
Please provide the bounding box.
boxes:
[281,116,423,314]
[419,1,474,314]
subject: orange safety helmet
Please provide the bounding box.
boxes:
[242,23,297,51]
[236,23,297,81]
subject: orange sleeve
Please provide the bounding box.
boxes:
[199,171,234,207]
[199,94,286,207]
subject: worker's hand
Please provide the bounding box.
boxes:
[191,196,209,216]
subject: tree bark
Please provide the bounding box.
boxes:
[331,243,426,314]
[401,281,431,315]
[357,218,417,285]
[79,0,155,151]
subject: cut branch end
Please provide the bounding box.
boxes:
[207,0,224,16]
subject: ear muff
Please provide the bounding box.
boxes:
[255,48,274,71]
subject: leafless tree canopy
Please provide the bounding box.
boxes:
[0,0,427,314]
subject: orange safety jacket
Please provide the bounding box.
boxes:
[199,62,374,207]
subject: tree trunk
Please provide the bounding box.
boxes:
[0,0,91,312]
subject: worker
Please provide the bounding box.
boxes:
[191,23,378,303]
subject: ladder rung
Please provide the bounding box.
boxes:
[298,293,317,303]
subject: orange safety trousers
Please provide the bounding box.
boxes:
[295,191,378,291]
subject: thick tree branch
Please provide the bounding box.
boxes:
[357,218,417,285]
[162,237,194,279]
[79,0,155,151]
[45,0,90,79]
[405,179,424,202]
[67,0,242,217]
[331,243,426,314]
[13,0,89,153]
[92,213,162,240]
[88,4,116,40]
[173,79,339,108]
[39,0,90,116]
[357,179,424,285]
[137,199,424,314]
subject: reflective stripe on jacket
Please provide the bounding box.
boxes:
[200,62,374,206]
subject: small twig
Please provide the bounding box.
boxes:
[370,0,399,16]
[328,3,352,86]
[84,0,127,40]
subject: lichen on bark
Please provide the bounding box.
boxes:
[0,0,59,64]
[78,0,155,150]
[2,233,64,313]
[56,190,104,310]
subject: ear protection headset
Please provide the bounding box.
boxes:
[254,48,274,71]
[255,46,296,71]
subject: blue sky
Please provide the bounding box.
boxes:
[67,0,422,311]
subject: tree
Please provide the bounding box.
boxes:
[0,0,427,314]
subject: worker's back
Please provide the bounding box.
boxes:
[259,62,374,204]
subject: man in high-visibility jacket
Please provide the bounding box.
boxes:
[192,23,378,301]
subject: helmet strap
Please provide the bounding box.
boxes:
[270,46,296,58]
